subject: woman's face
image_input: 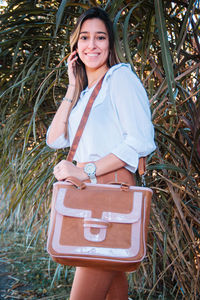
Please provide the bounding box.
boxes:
[77,18,109,72]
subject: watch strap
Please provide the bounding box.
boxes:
[89,175,97,184]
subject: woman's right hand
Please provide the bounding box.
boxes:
[67,50,78,86]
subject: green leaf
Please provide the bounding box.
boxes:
[123,1,144,71]
[113,8,126,62]
[54,0,68,37]
[154,0,176,105]
[148,163,187,175]
[176,0,196,53]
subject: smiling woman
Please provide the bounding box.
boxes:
[77,18,109,85]
[66,7,121,107]
[46,6,156,300]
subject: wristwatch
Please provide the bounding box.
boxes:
[84,162,97,184]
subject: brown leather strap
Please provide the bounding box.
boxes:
[67,75,105,162]
[138,157,146,176]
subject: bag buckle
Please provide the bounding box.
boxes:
[141,172,147,187]
[109,182,130,191]
[83,218,109,242]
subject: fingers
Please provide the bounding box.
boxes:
[53,161,85,181]
[67,50,78,68]
[67,50,78,86]
[53,168,67,181]
[53,160,73,181]
[53,160,67,181]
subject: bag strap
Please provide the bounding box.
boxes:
[66,74,146,176]
[138,156,146,176]
[67,75,105,162]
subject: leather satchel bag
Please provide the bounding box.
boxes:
[47,75,153,272]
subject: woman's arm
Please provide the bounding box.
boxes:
[53,153,125,182]
[95,153,125,175]
[109,65,156,173]
[47,50,78,145]
[47,85,75,145]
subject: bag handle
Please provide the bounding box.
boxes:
[65,178,129,191]
[65,177,86,189]
[66,73,146,176]
[108,182,130,191]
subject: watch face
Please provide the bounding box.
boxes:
[84,163,96,175]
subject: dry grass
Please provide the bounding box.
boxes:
[0,231,73,299]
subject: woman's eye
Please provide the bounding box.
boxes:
[97,36,106,40]
[80,36,88,40]
[79,35,106,41]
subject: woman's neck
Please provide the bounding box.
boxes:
[86,66,109,89]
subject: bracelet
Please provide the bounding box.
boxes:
[68,84,75,87]
[62,97,73,103]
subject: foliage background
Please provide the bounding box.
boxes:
[0,0,199,299]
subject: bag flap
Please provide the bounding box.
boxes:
[54,186,146,224]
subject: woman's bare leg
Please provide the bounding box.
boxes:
[105,272,128,300]
[70,267,128,300]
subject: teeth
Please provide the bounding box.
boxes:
[87,54,98,57]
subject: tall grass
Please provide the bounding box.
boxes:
[0,0,199,298]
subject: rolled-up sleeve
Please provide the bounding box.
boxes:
[46,126,70,149]
[110,66,156,173]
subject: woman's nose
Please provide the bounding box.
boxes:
[88,38,96,49]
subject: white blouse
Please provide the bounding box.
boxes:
[46,63,156,173]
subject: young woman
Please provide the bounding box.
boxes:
[47,7,156,300]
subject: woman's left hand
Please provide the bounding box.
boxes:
[53,160,87,181]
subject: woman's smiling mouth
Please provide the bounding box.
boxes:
[86,53,99,57]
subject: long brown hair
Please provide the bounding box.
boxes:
[69,7,121,106]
